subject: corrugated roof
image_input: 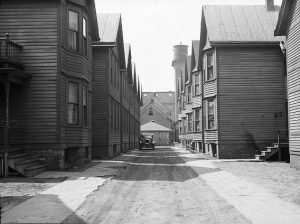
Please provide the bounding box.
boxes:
[192,40,200,70]
[203,5,284,44]
[97,13,121,43]
[141,122,171,132]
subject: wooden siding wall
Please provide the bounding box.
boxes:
[92,48,109,159]
[0,0,58,148]
[218,46,286,159]
[287,0,300,167]
[140,104,171,129]
[203,49,218,143]
[59,0,93,149]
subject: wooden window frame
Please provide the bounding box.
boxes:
[68,10,79,51]
[194,108,201,132]
[194,73,201,96]
[82,85,88,126]
[187,113,193,132]
[149,106,153,116]
[83,17,87,57]
[67,81,79,125]
[203,98,216,130]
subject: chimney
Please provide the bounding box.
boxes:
[265,0,275,11]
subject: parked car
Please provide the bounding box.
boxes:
[139,133,155,150]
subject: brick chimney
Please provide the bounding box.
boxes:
[265,0,275,11]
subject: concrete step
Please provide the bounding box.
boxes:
[24,164,46,177]
[255,154,265,160]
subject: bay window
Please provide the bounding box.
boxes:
[83,17,87,56]
[187,113,193,132]
[68,10,79,51]
[83,85,87,126]
[68,82,79,124]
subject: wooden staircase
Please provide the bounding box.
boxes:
[8,148,46,177]
[255,143,289,161]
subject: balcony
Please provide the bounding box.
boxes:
[0,34,25,83]
[0,34,23,70]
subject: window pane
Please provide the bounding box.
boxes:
[68,104,78,124]
[208,100,215,129]
[69,11,78,31]
[83,86,87,106]
[68,31,77,50]
[69,82,78,104]
[207,54,213,67]
[83,17,87,37]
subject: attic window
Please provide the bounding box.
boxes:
[207,53,214,81]
[149,106,153,116]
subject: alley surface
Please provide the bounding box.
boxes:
[63,147,249,224]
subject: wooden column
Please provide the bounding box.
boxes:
[4,79,10,177]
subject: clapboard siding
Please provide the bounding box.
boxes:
[0,0,58,147]
[218,46,286,158]
[204,130,217,142]
[286,0,300,167]
[203,81,217,98]
[192,95,202,107]
[92,47,109,158]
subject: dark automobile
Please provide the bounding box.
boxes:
[139,133,155,150]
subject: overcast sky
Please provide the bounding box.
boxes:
[95,0,283,92]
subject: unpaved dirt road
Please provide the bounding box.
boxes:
[63,147,250,224]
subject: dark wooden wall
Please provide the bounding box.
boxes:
[0,0,59,148]
[286,0,300,167]
[92,47,109,158]
[217,46,286,159]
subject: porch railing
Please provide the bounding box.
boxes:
[0,33,23,67]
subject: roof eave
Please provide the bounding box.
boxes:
[210,41,282,47]
[274,0,293,36]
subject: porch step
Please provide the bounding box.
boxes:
[24,164,46,177]
[7,150,46,177]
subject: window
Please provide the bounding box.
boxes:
[83,17,87,56]
[110,98,113,129]
[194,108,201,132]
[114,102,117,131]
[187,86,192,103]
[208,99,215,129]
[203,99,215,129]
[68,10,79,51]
[110,52,113,84]
[182,118,186,134]
[149,106,153,116]
[207,53,214,81]
[68,82,79,124]
[194,74,200,95]
[187,113,193,132]
[83,85,87,126]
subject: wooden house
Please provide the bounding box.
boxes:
[92,14,140,159]
[199,2,287,158]
[190,40,203,151]
[141,121,172,146]
[275,0,300,168]
[140,92,175,142]
[0,0,99,176]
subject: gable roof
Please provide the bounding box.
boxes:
[87,0,100,41]
[274,0,295,36]
[124,43,131,66]
[141,122,171,132]
[185,55,192,84]
[191,40,200,71]
[202,5,284,45]
[97,13,121,44]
